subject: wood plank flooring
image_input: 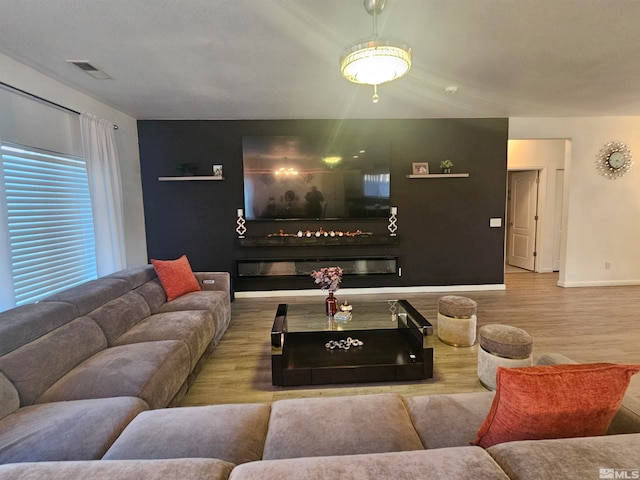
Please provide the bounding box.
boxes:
[181,272,640,406]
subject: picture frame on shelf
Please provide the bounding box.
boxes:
[213,164,223,177]
[412,162,429,175]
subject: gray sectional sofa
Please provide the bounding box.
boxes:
[1,377,639,479]
[0,264,231,464]
[1,266,639,479]
[95,356,640,480]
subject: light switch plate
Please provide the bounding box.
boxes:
[490,218,502,228]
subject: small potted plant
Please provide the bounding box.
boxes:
[311,266,343,315]
[176,162,199,176]
[439,159,453,174]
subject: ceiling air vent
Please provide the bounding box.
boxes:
[67,60,112,79]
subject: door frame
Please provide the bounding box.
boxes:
[506,138,570,282]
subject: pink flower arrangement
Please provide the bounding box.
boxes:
[311,266,343,292]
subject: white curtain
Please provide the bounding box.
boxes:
[80,113,126,275]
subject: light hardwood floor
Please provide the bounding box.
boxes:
[181,272,640,406]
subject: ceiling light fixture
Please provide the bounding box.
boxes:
[340,0,411,103]
[275,167,298,176]
[322,156,342,166]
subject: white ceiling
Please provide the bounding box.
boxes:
[2,0,640,120]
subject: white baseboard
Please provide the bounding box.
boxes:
[235,283,506,298]
[558,279,640,287]
[538,267,555,273]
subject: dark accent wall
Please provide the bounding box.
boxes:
[138,118,508,291]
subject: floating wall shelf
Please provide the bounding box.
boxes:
[406,173,470,179]
[158,176,225,181]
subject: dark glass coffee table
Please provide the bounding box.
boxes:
[271,299,433,386]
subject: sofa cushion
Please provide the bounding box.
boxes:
[406,391,495,448]
[104,264,158,289]
[472,363,640,448]
[40,278,132,316]
[609,392,640,435]
[35,340,191,409]
[0,301,78,356]
[0,317,107,405]
[262,393,424,460]
[0,372,19,421]
[104,403,271,465]
[487,433,640,480]
[156,290,230,344]
[0,397,147,463]
[230,448,511,480]
[0,458,234,480]
[135,279,167,313]
[151,255,201,301]
[87,291,152,345]
[112,310,216,370]
[156,289,226,315]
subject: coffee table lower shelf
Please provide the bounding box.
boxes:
[272,329,433,387]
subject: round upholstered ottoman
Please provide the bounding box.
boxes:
[477,324,533,390]
[437,295,478,347]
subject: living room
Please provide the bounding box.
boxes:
[1,1,640,478]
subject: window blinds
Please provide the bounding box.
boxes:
[0,143,97,306]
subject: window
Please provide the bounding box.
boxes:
[0,143,97,307]
[363,173,390,198]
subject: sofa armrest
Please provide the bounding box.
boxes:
[535,352,577,366]
[194,272,230,297]
[536,352,640,435]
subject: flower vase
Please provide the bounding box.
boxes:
[325,291,338,316]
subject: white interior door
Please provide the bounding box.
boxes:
[508,170,539,270]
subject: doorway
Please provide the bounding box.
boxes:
[507,139,568,277]
[506,170,539,272]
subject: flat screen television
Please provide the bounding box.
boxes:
[242,135,391,220]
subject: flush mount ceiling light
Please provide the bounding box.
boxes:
[340,0,411,103]
[322,156,342,166]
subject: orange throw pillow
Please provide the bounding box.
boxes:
[472,363,640,449]
[151,255,201,301]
